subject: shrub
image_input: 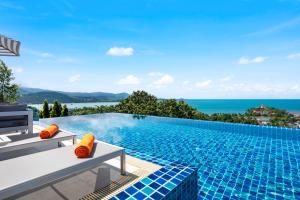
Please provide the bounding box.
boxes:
[61,104,69,116]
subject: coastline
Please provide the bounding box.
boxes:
[29,102,119,110]
[29,99,300,114]
[185,99,300,114]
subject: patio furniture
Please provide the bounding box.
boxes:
[0,135,11,147]
[0,141,126,199]
[0,35,20,56]
[0,110,33,135]
[0,131,76,154]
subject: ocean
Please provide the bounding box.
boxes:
[29,102,118,110]
[30,99,300,114]
[185,99,300,114]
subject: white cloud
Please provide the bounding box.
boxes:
[58,57,79,64]
[68,74,80,83]
[182,80,190,86]
[117,75,140,85]
[220,76,231,82]
[195,80,212,88]
[219,82,300,94]
[291,84,300,92]
[153,74,174,86]
[12,67,23,73]
[23,48,54,58]
[148,72,163,77]
[238,56,268,65]
[106,47,134,56]
[40,52,54,58]
[238,57,251,65]
[244,17,300,37]
[287,53,300,59]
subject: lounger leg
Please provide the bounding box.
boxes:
[120,151,126,175]
[27,110,33,134]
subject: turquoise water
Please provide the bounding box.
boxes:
[40,113,300,199]
[185,99,300,114]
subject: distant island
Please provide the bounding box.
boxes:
[18,87,130,104]
[246,105,300,128]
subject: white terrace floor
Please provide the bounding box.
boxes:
[2,125,161,200]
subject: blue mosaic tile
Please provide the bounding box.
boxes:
[160,168,168,173]
[149,182,160,190]
[134,182,145,190]
[164,182,176,190]
[116,191,130,200]
[166,171,176,177]
[133,192,147,200]
[41,113,300,199]
[158,186,170,195]
[125,187,138,196]
[156,178,167,185]
[153,171,163,177]
[170,178,181,185]
[111,156,197,199]
[171,168,180,173]
[150,192,164,200]
[148,174,158,181]
[162,174,172,180]
[142,186,154,196]
[140,177,152,185]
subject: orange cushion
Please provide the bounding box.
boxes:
[75,133,95,158]
[39,124,59,139]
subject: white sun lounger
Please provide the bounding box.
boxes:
[0,131,76,154]
[0,141,126,199]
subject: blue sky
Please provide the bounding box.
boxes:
[1,0,300,99]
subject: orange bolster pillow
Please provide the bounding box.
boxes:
[75,133,95,158]
[39,124,59,139]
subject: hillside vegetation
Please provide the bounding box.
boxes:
[70,91,259,125]
[37,90,299,128]
[18,87,129,103]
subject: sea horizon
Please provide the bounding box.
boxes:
[30,99,300,114]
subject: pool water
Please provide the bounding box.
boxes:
[39,113,300,199]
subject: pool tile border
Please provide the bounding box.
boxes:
[110,149,198,200]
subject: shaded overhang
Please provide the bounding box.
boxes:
[0,35,21,56]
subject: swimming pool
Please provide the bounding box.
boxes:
[39,113,300,199]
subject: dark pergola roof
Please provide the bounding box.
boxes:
[0,35,20,56]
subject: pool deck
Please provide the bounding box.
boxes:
[1,125,161,200]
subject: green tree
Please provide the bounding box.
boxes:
[64,91,300,128]
[49,105,53,114]
[42,99,50,118]
[61,104,69,116]
[58,103,62,115]
[50,101,62,117]
[38,110,43,118]
[0,60,19,103]
[116,91,158,115]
